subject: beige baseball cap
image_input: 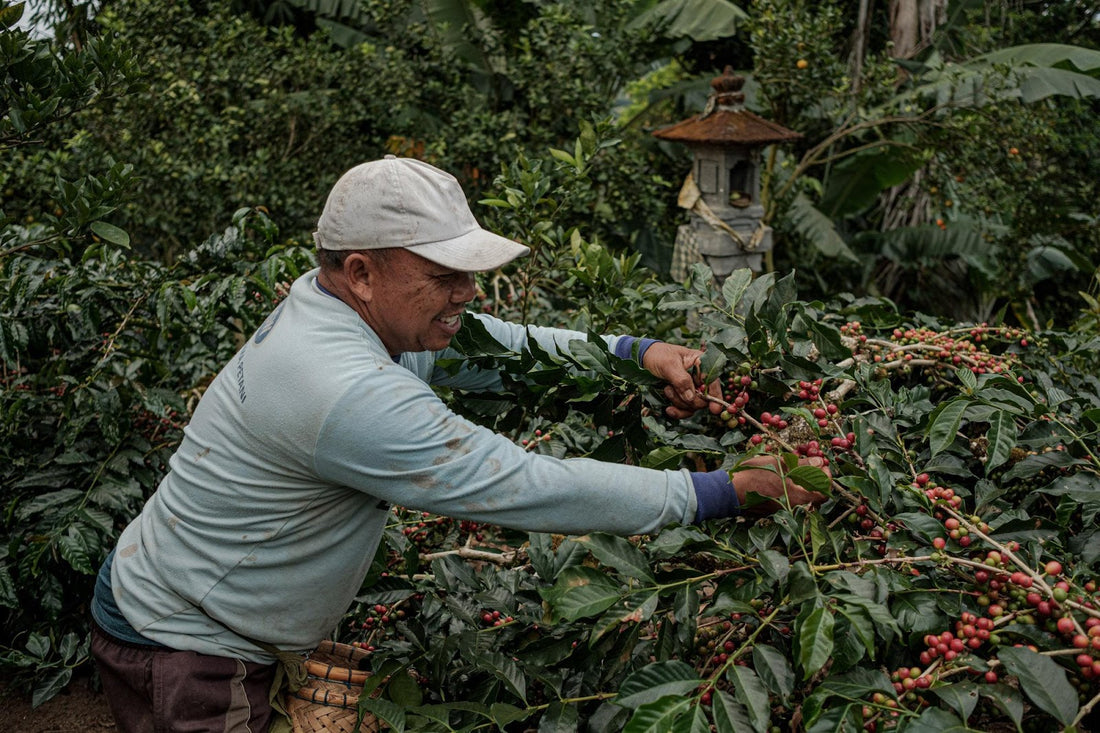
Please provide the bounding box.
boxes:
[312,156,529,272]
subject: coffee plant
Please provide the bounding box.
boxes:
[331,261,1100,732]
[0,207,314,704]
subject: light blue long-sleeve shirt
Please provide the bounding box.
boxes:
[106,268,699,662]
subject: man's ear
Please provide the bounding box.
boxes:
[342,253,377,302]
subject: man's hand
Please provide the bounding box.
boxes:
[732,455,830,516]
[640,342,725,419]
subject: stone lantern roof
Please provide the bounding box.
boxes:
[652,66,801,283]
[653,67,801,147]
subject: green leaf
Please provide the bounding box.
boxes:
[31,668,72,710]
[757,549,790,585]
[726,664,770,732]
[0,2,26,30]
[89,221,131,247]
[1001,60,1100,104]
[752,644,795,702]
[712,690,752,733]
[932,681,981,722]
[359,697,406,732]
[58,527,96,575]
[819,146,926,217]
[490,702,531,727]
[0,563,19,609]
[386,670,423,707]
[804,705,863,732]
[15,488,83,519]
[591,592,659,643]
[984,409,1017,474]
[698,347,728,385]
[642,445,687,470]
[538,701,579,732]
[645,525,713,558]
[26,633,50,659]
[787,464,832,494]
[788,561,821,604]
[981,683,1024,729]
[902,707,968,732]
[928,398,970,457]
[997,646,1078,724]
[625,0,748,41]
[804,318,851,361]
[787,193,859,261]
[835,605,875,660]
[834,587,896,632]
[567,339,613,373]
[1002,450,1083,481]
[540,566,621,621]
[574,533,656,583]
[891,592,944,634]
[549,148,577,167]
[615,660,702,709]
[955,366,978,390]
[801,669,895,728]
[527,533,586,580]
[668,704,709,733]
[798,607,835,679]
[622,696,692,733]
[977,43,1100,74]
[721,268,753,310]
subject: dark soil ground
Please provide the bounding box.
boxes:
[3,673,117,733]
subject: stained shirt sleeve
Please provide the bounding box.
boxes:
[312,361,697,536]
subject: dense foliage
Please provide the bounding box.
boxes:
[8,0,1100,318]
[325,152,1100,732]
[3,0,1100,730]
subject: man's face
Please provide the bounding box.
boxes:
[362,248,478,356]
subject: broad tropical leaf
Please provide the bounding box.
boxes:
[787,193,858,261]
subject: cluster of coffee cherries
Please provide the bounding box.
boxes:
[694,616,743,674]
[520,428,554,448]
[849,320,1027,381]
[712,372,862,471]
[480,609,515,627]
[750,380,857,461]
[796,378,856,455]
[859,664,941,730]
[848,503,900,556]
[395,510,486,545]
[1073,621,1100,680]
[916,613,997,671]
[716,373,755,430]
[918,473,964,506]
[859,692,905,730]
[132,403,186,444]
[749,411,788,446]
[348,600,414,649]
[458,519,485,543]
[691,615,764,707]
[398,510,450,543]
[853,473,1100,724]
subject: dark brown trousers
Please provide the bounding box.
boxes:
[90,621,277,733]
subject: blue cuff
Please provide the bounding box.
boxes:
[691,470,740,523]
[614,336,660,364]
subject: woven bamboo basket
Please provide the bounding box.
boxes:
[287,640,382,733]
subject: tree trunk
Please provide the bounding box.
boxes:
[851,0,872,96]
[888,0,947,59]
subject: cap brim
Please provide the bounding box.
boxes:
[405,229,530,272]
